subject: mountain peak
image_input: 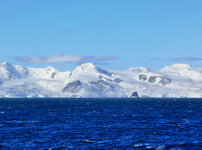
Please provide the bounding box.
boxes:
[0,62,28,79]
[72,63,112,77]
[0,61,12,67]
[78,63,96,69]
[74,63,97,72]
[1,62,202,98]
[170,64,191,69]
[161,64,192,72]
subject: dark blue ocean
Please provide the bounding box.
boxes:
[0,98,201,149]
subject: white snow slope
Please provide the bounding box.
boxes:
[0,62,202,98]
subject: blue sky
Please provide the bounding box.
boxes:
[0,0,202,70]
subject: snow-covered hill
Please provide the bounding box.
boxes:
[0,62,202,98]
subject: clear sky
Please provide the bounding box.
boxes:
[0,0,202,71]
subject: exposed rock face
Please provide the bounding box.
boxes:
[97,68,112,76]
[138,73,171,86]
[63,80,82,93]
[90,80,113,89]
[148,76,156,83]
[138,74,147,81]
[89,80,114,95]
[7,73,12,79]
[159,77,172,85]
[114,78,122,83]
[131,92,139,98]
[98,75,112,82]
[1,62,202,98]
[51,72,56,79]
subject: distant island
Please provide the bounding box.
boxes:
[0,62,202,98]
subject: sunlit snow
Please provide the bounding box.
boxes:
[0,62,202,98]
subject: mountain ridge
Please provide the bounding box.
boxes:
[0,62,202,98]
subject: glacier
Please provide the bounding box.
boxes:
[0,62,202,98]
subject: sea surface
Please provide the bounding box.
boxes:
[0,98,201,149]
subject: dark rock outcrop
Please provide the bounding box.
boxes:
[114,78,122,83]
[62,80,82,93]
[89,80,114,95]
[138,73,171,86]
[97,68,112,76]
[159,77,171,85]
[51,72,56,79]
[90,80,113,90]
[98,75,112,82]
[131,92,139,98]
[148,76,156,83]
[138,74,147,81]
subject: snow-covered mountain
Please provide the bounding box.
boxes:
[0,62,202,98]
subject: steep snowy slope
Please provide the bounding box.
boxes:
[0,62,28,79]
[0,62,202,98]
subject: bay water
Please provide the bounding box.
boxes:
[0,98,201,149]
